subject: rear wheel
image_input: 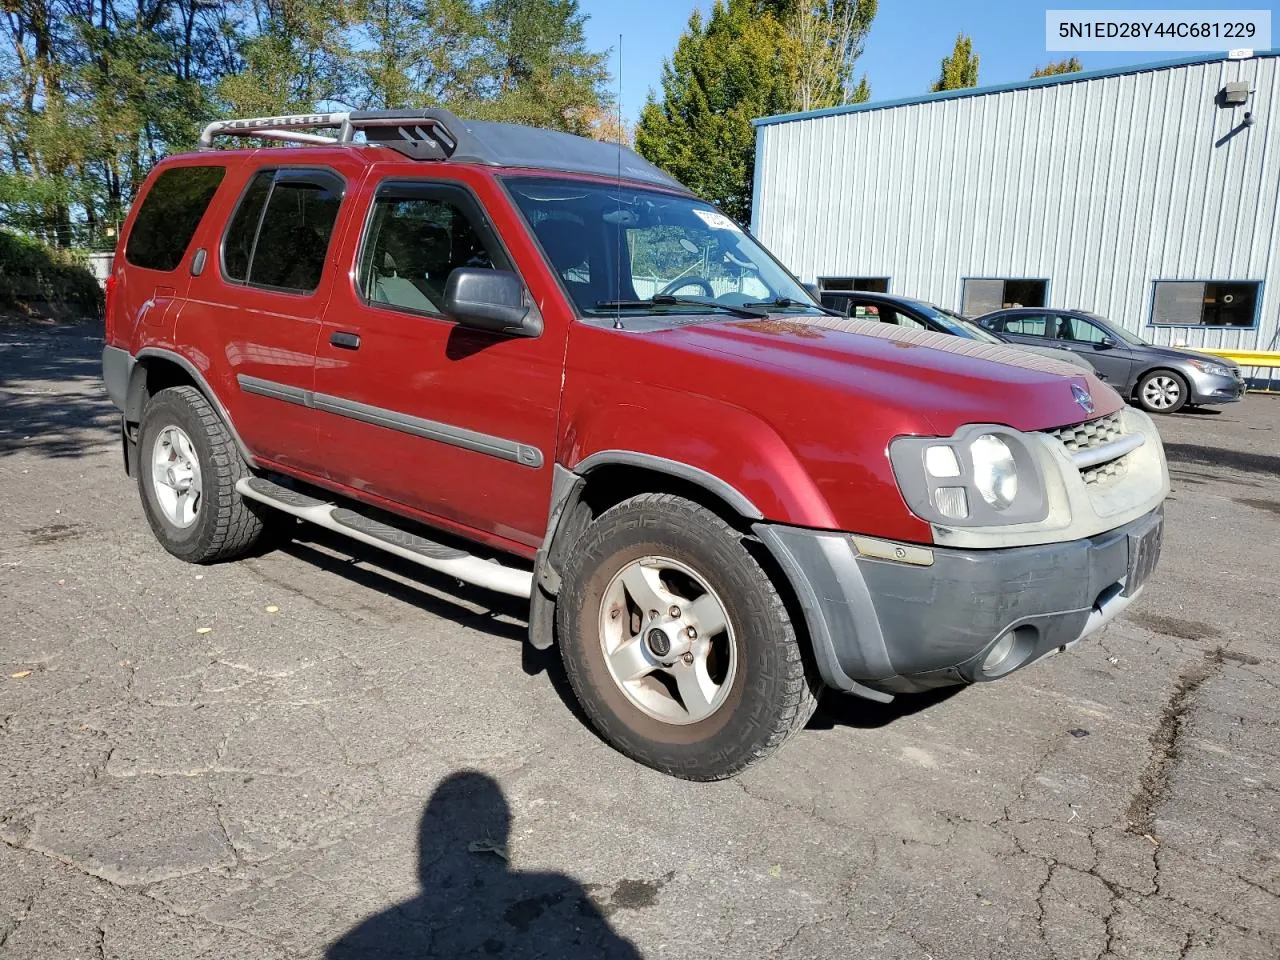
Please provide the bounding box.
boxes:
[1136,370,1188,414]
[137,386,276,563]
[556,493,819,780]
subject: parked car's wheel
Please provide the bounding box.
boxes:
[1136,369,1189,414]
[137,385,274,563]
[556,493,819,780]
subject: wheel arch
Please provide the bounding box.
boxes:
[127,349,253,463]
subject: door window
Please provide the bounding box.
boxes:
[999,314,1051,337]
[357,184,504,317]
[125,165,226,272]
[220,169,344,294]
[1057,315,1109,343]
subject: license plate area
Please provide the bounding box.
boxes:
[1124,517,1163,597]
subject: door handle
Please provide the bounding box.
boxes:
[330,331,361,350]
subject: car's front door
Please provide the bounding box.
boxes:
[311,170,567,555]
[1051,314,1135,387]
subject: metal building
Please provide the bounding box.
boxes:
[751,50,1279,354]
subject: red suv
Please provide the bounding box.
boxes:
[102,109,1170,780]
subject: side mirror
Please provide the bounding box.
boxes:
[443,268,542,337]
[1098,336,1115,348]
[802,282,820,299]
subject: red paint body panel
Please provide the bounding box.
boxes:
[313,162,568,547]
[117,145,1123,553]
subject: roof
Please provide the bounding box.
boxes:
[754,49,1280,128]
[198,108,686,191]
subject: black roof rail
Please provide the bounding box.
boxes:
[198,108,689,191]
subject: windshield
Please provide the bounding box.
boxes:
[504,176,822,318]
[922,304,1005,343]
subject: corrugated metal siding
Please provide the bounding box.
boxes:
[754,56,1280,353]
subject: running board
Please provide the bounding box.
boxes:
[236,477,533,598]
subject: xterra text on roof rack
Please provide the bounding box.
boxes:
[101,109,1169,780]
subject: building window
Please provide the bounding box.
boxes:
[1151,281,1259,327]
[819,276,890,293]
[961,278,1047,317]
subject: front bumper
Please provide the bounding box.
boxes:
[1186,367,1245,405]
[755,506,1164,699]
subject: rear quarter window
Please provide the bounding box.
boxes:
[125,166,226,272]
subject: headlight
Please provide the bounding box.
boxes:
[970,434,1018,509]
[1187,359,1232,377]
[889,426,1048,527]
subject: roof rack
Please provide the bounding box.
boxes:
[197,108,690,191]
[199,108,466,160]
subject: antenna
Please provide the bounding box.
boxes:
[614,32,624,330]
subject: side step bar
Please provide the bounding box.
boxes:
[236,477,533,599]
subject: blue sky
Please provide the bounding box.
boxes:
[581,1,1270,125]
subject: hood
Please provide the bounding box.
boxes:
[651,315,1122,433]
[1140,343,1237,369]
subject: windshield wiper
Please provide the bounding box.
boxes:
[594,295,769,319]
[743,297,844,317]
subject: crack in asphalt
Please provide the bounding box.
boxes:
[1126,648,1225,838]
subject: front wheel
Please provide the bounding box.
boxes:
[556,494,819,780]
[1136,370,1189,414]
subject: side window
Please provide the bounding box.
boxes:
[125,165,225,272]
[358,184,503,316]
[848,301,882,320]
[820,294,851,314]
[223,171,273,281]
[1002,314,1049,337]
[1059,316,1108,343]
[220,169,344,294]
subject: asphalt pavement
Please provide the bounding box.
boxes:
[1,322,1277,959]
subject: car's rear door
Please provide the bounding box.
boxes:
[180,161,363,475]
[311,167,569,555]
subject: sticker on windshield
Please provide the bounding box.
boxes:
[692,209,742,232]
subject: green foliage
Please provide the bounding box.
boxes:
[634,0,876,223]
[635,2,794,223]
[0,0,612,251]
[931,33,980,92]
[782,0,877,112]
[1031,57,1083,78]
[0,230,102,314]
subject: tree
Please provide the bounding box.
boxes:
[1,0,615,250]
[781,0,876,112]
[217,0,356,116]
[348,0,486,110]
[1031,57,1083,78]
[465,0,611,135]
[635,1,795,223]
[930,33,979,92]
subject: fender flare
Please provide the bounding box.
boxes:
[127,347,255,463]
[572,450,764,520]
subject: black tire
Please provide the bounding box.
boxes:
[1135,369,1189,414]
[556,493,819,780]
[137,385,274,563]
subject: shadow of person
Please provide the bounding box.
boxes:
[327,771,642,959]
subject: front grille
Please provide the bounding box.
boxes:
[1081,457,1127,486]
[1048,412,1123,453]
